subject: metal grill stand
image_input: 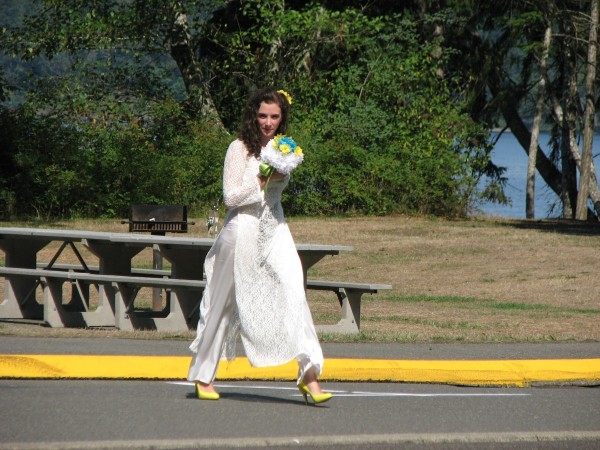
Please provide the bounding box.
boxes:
[122,205,194,311]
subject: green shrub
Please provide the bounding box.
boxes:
[283,37,491,217]
[0,98,230,219]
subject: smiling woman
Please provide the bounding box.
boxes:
[186,87,333,405]
[256,102,282,145]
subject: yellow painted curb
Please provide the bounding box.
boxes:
[1,355,599,387]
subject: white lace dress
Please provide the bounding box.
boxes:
[188,139,323,383]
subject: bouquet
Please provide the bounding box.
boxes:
[259,134,304,179]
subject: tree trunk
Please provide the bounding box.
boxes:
[560,36,579,219]
[488,70,562,196]
[560,125,578,218]
[550,37,600,219]
[168,8,223,126]
[489,65,598,220]
[575,0,599,220]
[526,25,552,219]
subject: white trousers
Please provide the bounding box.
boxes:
[187,214,322,385]
[187,215,238,384]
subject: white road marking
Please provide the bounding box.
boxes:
[167,381,530,397]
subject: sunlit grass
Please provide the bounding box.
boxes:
[2,216,600,342]
[385,294,600,314]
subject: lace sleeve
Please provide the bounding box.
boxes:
[223,140,262,209]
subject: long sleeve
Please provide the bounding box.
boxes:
[223,140,263,209]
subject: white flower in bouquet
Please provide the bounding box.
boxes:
[259,134,304,178]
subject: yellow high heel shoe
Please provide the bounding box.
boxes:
[298,381,333,405]
[195,382,220,400]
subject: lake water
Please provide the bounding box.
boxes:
[479,132,600,219]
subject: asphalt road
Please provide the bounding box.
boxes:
[2,336,600,360]
[1,379,599,449]
[1,337,599,449]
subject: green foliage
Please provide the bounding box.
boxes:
[199,4,495,216]
[0,105,89,218]
[0,96,229,219]
[0,1,501,219]
[282,14,492,216]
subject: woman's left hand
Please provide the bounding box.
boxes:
[258,171,285,190]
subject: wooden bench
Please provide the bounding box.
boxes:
[42,266,392,333]
[0,267,205,331]
[36,263,171,277]
[0,227,353,325]
[1,266,391,334]
[307,280,392,334]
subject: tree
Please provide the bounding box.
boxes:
[575,0,599,219]
[0,1,507,218]
[1,0,225,123]
[527,23,552,219]
[450,0,600,220]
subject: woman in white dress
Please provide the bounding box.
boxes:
[188,87,332,405]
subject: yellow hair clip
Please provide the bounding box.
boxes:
[277,89,293,105]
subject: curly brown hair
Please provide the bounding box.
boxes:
[237,87,290,158]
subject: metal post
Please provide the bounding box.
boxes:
[151,232,165,311]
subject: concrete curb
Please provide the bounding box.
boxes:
[1,355,599,387]
[2,431,600,450]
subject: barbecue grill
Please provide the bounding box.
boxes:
[122,204,193,234]
[121,204,195,311]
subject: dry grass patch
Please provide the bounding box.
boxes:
[1,216,600,342]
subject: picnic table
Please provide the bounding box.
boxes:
[0,227,390,333]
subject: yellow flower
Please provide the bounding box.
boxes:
[294,147,303,155]
[277,89,293,105]
[280,144,291,155]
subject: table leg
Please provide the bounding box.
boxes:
[82,240,144,328]
[0,240,47,319]
[43,277,86,328]
[156,245,207,330]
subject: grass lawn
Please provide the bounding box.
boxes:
[1,215,599,343]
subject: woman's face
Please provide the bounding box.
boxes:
[256,101,282,145]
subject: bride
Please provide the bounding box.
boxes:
[187,87,332,405]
